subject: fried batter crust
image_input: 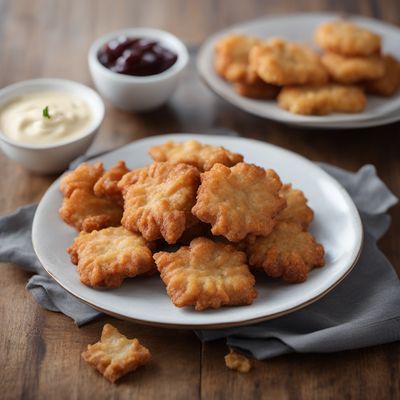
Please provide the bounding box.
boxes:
[148,140,243,172]
[68,226,155,288]
[249,38,329,86]
[246,222,325,283]
[277,84,366,115]
[234,81,280,99]
[82,324,151,383]
[225,350,252,373]
[193,163,285,242]
[315,20,381,56]
[154,237,257,311]
[118,162,200,244]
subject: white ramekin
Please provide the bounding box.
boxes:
[0,79,105,174]
[88,28,189,112]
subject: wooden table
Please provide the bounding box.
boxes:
[1,1,399,398]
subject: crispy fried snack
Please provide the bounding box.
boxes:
[192,163,285,242]
[148,140,243,172]
[118,162,200,244]
[225,350,252,373]
[234,81,280,99]
[277,84,366,115]
[68,226,155,288]
[246,222,325,283]
[82,324,151,383]
[154,237,257,311]
[214,33,262,82]
[278,184,314,229]
[365,54,400,97]
[315,20,381,56]
[321,52,384,84]
[93,161,129,206]
[249,38,329,86]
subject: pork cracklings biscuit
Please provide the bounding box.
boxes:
[118,162,200,244]
[315,20,381,56]
[249,38,329,86]
[192,163,286,242]
[82,324,151,383]
[149,140,243,172]
[68,226,155,288]
[246,222,325,283]
[278,84,366,115]
[154,237,257,311]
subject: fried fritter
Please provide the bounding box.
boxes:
[365,54,400,97]
[225,350,252,373]
[82,324,151,383]
[278,184,314,229]
[249,38,329,86]
[321,52,384,84]
[68,226,155,288]
[214,33,261,82]
[277,84,366,115]
[93,160,129,206]
[246,222,325,283]
[154,237,257,311]
[234,81,280,99]
[148,140,243,172]
[118,162,200,244]
[315,20,381,56]
[192,163,286,242]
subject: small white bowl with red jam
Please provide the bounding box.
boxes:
[88,28,189,112]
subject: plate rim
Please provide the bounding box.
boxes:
[32,133,364,329]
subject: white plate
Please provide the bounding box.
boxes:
[32,134,363,328]
[197,12,400,128]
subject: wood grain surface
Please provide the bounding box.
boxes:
[0,1,399,399]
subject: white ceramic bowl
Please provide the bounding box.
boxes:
[0,79,105,174]
[88,28,189,112]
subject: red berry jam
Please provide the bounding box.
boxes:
[98,36,178,76]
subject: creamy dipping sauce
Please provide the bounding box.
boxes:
[0,91,93,145]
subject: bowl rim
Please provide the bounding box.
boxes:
[88,27,189,83]
[0,78,105,150]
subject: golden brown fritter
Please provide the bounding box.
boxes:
[277,84,367,115]
[225,350,252,373]
[192,163,286,242]
[154,237,257,311]
[82,324,151,383]
[321,52,384,84]
[233,81,280,99]
[118,162,200,244]
[246,222,325,283]
[148,140,244,172]
[68,226,155,288]
[93,160,130,206]
[315,20,381,56]
[249,38,329,86]
[278,184,314,229]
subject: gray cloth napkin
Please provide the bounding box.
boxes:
[0,158,399,358]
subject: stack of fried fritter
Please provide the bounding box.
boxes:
[214,20,400,115]
[60,140,324,311]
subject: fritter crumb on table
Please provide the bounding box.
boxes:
[68,226,155,288]
[225,350,252,373]
[154,237,257,311]
[82,324,151,383]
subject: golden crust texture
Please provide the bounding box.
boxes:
[214,33,261,82]
[278,184,314,229]
[148,140,244,172]
[225,350,252,373]
[68,226,155,288]
[277,84,367,115]
[192,163,286,242]
[321,52,384,84]
[365,54,400,97]
[246,222,325,283]
[233,81,280,99]
[154,237,257,311]
[118,162,200,244]
[82,324,151,383]
[93,161,130,206]
[315,20,381,56]
[249,38,329,86]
